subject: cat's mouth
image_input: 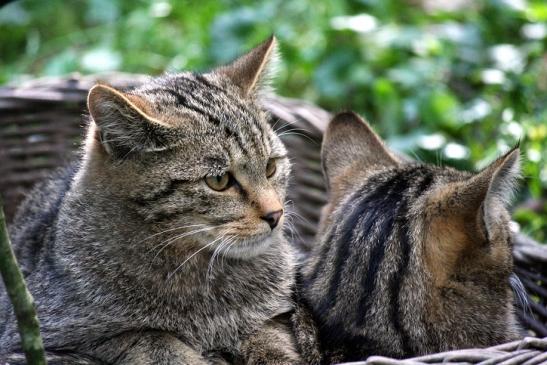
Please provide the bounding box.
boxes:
[200,219,282,259]
[219,232,277,259]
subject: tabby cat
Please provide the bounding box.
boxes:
[292,111,521,364]
[0,37,302,364]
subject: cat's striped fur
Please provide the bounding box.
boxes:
[294,112,521,364]
[1,37,302,364]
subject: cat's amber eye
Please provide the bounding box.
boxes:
[205,173,232,191]
[266,159,277,178]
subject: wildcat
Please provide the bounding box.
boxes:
[0,36,302,364]
[292,111,521,364]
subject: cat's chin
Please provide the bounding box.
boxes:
[222,233,279,259]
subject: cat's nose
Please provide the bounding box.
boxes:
[260,209,283,230]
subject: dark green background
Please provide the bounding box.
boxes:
[1,0,546,241]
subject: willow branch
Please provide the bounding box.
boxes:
[0,198,46,365]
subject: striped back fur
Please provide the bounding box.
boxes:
[299,112,521,363]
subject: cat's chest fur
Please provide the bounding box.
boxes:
[33,237,294,354]
[123,247,295,351]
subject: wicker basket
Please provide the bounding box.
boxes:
[0,74,546,364]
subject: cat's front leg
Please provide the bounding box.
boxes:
[290,301,322,365]
[89,331,211,365]
[241,319,303,365]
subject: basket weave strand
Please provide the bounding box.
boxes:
[344,337,547,365]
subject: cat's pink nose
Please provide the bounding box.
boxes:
[261,209,283,230]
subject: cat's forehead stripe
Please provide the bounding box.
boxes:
[192,72,227,93]
[161,87,250,156]
[142,74,271,159]
[131,73,277,172]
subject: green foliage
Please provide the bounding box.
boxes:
[1,0,546,240]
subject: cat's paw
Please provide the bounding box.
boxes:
[245,348,303,365]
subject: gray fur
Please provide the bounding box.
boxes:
[1,37,301,364]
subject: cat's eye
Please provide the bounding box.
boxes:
[266,159,277,178]
[205,173,232,191]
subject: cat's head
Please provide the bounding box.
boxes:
[307,111,520,355]
[81,37,289,259]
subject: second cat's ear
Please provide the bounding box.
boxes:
[469,147,521,239]
[321,111,399,188]
[87,84,172,158]
[425,148,520,285]
[216,35,278,97]
[430,147,520,240]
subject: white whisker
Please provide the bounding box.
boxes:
[206,236,236,291]
[206,234,231,283]
[272,118,290,132]
[277,130,318,144]
[167,239,219,281]
[285,208,312,225]
[139,224,207,244]
[220,239,238,270]
[149,226,216,261]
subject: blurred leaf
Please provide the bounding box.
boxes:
[419,88,460,130]
[0,2,29,25]
[526,3,547,21]
[372,77,401,135]
[43,49,79,76]
[80,48,121,72]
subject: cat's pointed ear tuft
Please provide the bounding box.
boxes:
[321,111,398,188]
[484,147,520,204]
[438,147,520,238]
[478,147,521,236]
[460,147,521,210]
[216,35,279,97]
[87,84,172,158]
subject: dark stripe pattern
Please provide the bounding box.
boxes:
[130,179,190,207]
[140,73,270,158]
[303,166,434,361]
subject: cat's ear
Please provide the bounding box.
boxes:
[87,84,172,158]
[216,35,278,97]
[321,111,399,188]
[425,148,519,284]
[435,147,520,239]
[470,147,520,238]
